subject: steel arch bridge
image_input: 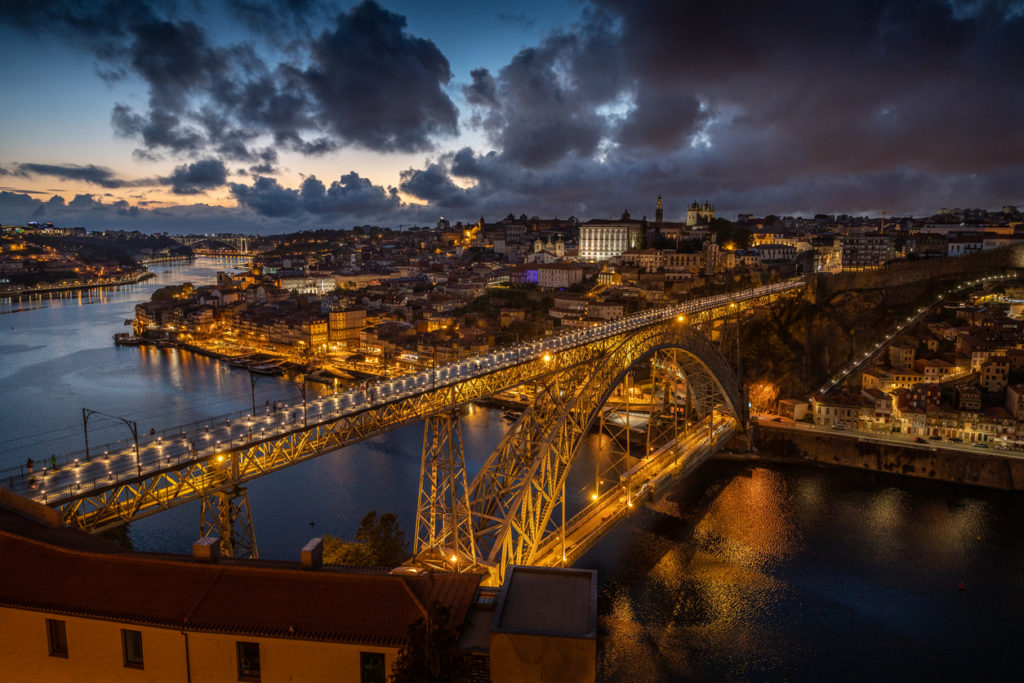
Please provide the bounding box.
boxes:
[9,279,800,564]
[413,320,748,585]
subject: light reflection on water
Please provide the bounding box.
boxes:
[587,461,1024,682]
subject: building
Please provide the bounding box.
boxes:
[579,212,643,261]
[0,505,480,683]
[483,566,596,683]
[685,201,714,227]
[841,233,896,269]
[537,264,583,290]
[328,308,367,349]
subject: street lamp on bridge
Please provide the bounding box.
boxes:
[82,408,141,476]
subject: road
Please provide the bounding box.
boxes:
[754,415,1024,461]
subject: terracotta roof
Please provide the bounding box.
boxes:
[0,530,480,647]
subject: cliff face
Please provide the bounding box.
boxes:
[738,287,919,398]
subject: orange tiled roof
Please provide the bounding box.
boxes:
[0,531,480,648]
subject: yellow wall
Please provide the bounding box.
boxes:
[490,632,595,683]
[0,607,397,682]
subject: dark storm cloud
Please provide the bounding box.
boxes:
[463,68,497,107]
[165,159,229,194]
[226,0,335,43]
[464,9,625,169]
[302,1,458,152]
[444,0,1024,217]
[399,163,473,208]
[230,171,401,219]
[10,161,230,195]
[1,1,459,162]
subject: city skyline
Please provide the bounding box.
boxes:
[1,0,1023,233]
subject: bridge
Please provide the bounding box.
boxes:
[170,233,258,255]
[2,278,803,584]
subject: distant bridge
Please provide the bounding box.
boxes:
[171,234,257,255]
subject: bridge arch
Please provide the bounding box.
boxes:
[465,322,745,584]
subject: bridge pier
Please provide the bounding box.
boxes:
[199,485,258,559]
[414,410,476,572]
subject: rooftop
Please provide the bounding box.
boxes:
[492,566,596,639]
[0,503,480,648]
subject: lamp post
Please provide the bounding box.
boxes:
[82,408,141,475]
[293,376,308,427]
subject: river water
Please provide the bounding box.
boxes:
[1,258,1020,680]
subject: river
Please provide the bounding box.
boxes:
[1,257,1019,681]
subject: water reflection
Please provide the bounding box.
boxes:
[589,461,1024,682]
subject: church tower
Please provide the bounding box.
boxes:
[655,196,663,224]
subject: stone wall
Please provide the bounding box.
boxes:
[805,244,1024,304]
[750,426,1024,491]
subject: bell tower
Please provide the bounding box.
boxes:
[655,196,663,224]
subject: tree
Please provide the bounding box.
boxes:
[355,510,410,567]
[390,602,471,683]
[322,510,410,567]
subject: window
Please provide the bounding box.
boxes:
[46,619,68,658]
[360,651,386,683]
[122,629,144,669]
[237,641,261,681]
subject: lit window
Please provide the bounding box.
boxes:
[237,641,261,681]
[46,619,68,658]
[122,629,144,668]
[361,651,386,683]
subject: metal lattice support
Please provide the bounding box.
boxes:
[467,323,746,586]
[414,410,476,572]
[199,485,258,559]
[646,351,682,454]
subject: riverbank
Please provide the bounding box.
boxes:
[0,270,155,298]
[138,255,195,266]
[742,425,1024,491]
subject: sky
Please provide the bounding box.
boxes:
[0,0,1022,234]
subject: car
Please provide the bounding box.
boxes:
[929,435,941,441]
[973,443,989,448]
[914,437,927,444]
[950,437,963,443]
[771,417,784,422]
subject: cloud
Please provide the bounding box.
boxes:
[14,163,135,189]
[0,0,460,163]
[302,1,458,152]
[10,161,229,195]
[463,8,625,168]
[399,162,473,208]
[463,68,497,107]
[231,171,402,219]
[165,159,229,194]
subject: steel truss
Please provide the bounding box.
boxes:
[465,322,746,586]
[200,486,258,559]
[414,410,475,571]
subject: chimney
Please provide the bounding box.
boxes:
[301,537,323,570]
[193,536,220,563]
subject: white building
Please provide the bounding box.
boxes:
[579,211,643,261]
